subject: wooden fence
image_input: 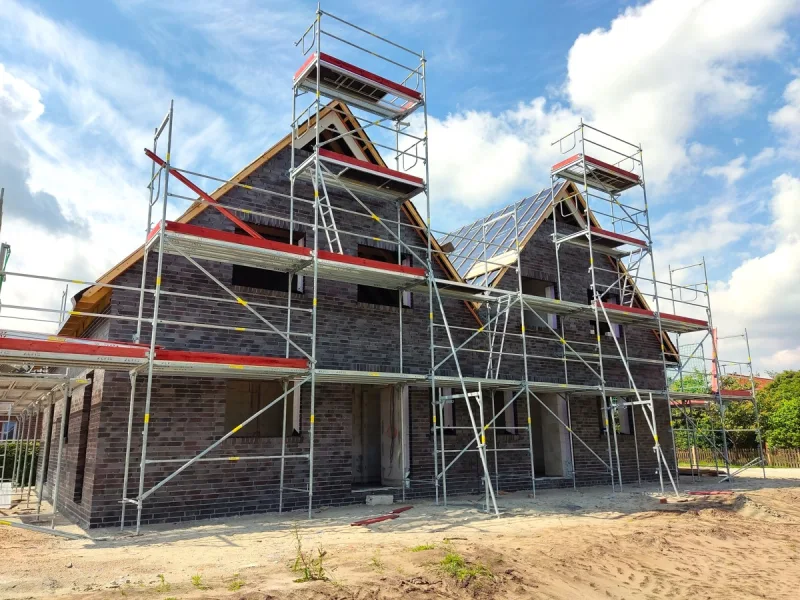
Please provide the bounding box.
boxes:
[676,447,800,468]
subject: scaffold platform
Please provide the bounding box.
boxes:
[294,52,423,119]
[551,154,640,193]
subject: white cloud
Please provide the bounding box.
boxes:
[703,147,777,185]
[425,98,578,210]
[0,64,84,234]
[769,77,800,144]
[704,155,747,185]
[422,0,799,219]
[711,174,800,371]
[0,0,253,333]
[565,0,800,186]
[751,146,777,168]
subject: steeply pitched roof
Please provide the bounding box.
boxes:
[441,182,679,361]
[60,101,468,337]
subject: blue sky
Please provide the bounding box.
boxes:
[1,0,800,373]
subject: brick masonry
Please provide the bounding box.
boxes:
[35,145,676,528]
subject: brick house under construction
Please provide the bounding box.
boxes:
[0,13,732,533]
[22,99,689,529]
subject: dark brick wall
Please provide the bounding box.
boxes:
[55,146,674,528]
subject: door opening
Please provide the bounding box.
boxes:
[352,385,407,489]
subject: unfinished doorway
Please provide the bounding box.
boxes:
[532,394,573,478]
[352,385,407,489]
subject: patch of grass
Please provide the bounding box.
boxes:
[291,524,329,583]
[227,573,245,591]
[191,573,210,590]
[440,551,492,583]
[408,543,436,552]
[154,574,171,593]
[369,550,385,571]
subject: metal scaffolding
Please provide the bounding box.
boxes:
[0,7,770,536]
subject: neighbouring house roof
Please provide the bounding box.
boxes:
[727,373,771,391]
[59,101,465,337]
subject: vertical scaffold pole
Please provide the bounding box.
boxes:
[25,403,40,507]
[703,258,731,484]
[51,384,69,529]
[421,49,440,506]
[744,328,767,480]
[120,371,137,530]
[639,145,679,489]
[123,123,162,530]
[1,403,11,484]
[306,5,323,519]
[513,199,537,496]
[136,100,174,534]
[35,393,52,519]
[281,49,301,516]
[550,179,578,489]
[579,122,616,491]
[12,411,24,491]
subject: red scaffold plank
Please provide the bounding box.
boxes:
[319,149,424,186]
[155,349,308,370]
[318,248,425,277]
[0,338,148,359]
[144,149,265,240]
[598,302,708,328]
[163,220,423,278]
[163,221,312,258]
[295,52,422,101]
[589,226,647,248]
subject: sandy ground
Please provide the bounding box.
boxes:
[2,468,800,599]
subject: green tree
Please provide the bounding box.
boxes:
[765,397,800,448]
[671,370,761,449]
[759,371,800,448]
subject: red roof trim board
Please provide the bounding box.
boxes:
[319,149,424,186]
[598,302,708,327]
[551,154,640,184]
[0,337,309,370]
[588,226,647,248]
[294,52,422,101]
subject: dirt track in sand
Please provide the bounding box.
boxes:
[2,471,800,599]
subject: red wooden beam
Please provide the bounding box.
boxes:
[144,149,264,240]
[350,514,399,526]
